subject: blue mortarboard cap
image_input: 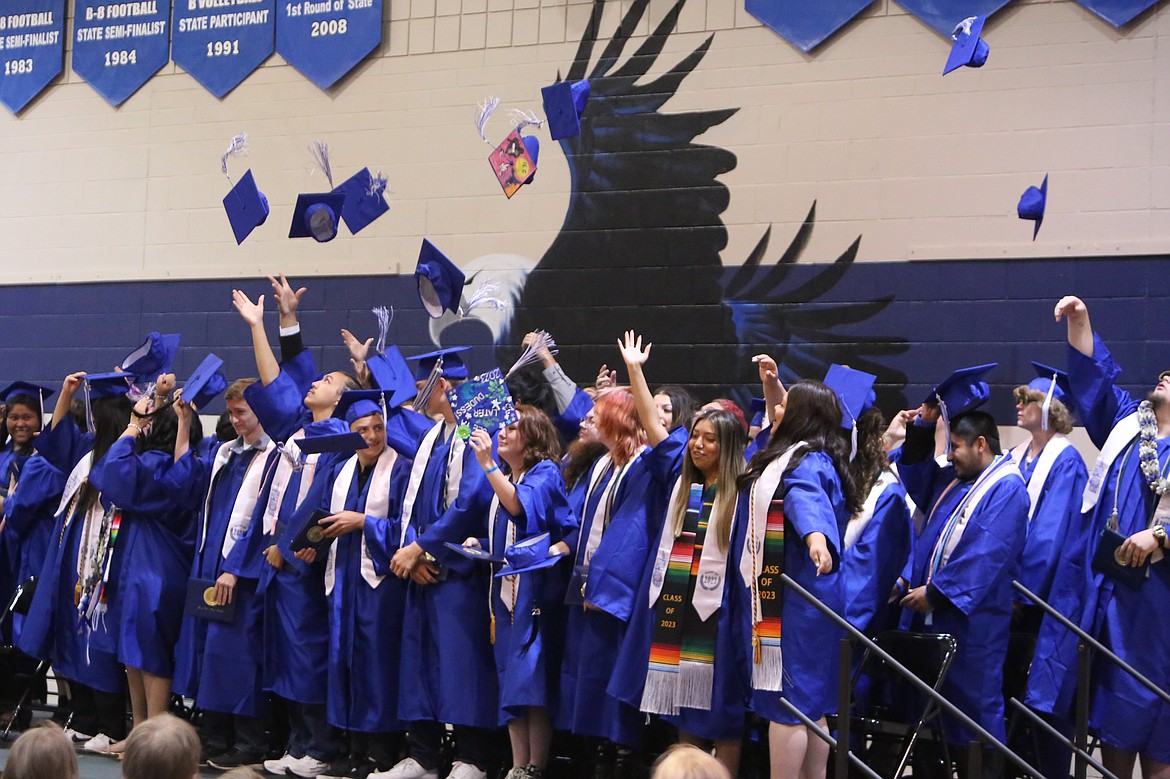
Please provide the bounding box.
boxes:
[1027,361,1070,405]
[942,15,989,76]
[121,332,181,380]
[406,346,471,382]
[182,354,227,410]
[823,365,878,430]
[541,79,590,140]
[415,239,466,318]
[83,372,134,400]
[495,532,568,577]
[223,170,270,245]
[333,389,397,425]
[924,363,997,417]
[749,397,766,427]
[367,347,417,408]
[1017,174,1048,241]
[296,431,368,455]
[289,192,346,242]
[332,167,389,235]
[521,136,539,184]
[0,382,53,405]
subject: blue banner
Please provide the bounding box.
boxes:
[0,0,65,114]
[173,0,275,98]
[72,0,170,106]
[745,0,875,52]
[893,0,1012,37]
[1073,0,1158,27]
[276,0,381,91]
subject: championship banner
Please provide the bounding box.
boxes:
[0,0,65,114]
[72,0,171,106]
[275,0,381,91]
[173,0,275,98]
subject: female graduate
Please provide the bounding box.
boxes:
[610,332,749,776]
[0,383,50,615]
[467,405,577,779]
[733,380,860,779]
[87,378,202,743]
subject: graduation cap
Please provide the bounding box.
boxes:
[121,332,180,380]
[82,372,134,400]
[367,346,417,409]
[332,167,389,235]
[942,15,989,76]
[288,192,346,243]
[0,382,54,419]
[447,368,519,439]
[181,354,227,410]
[415,239,466,318]
[1017,174,1048,240]
[443,541,505,564]
[488,131,538,198]
[223,170,270,245]
[1025,361,1072,431]
[406,346,472,382]
[923,363,997,418]
[333,389,397,425]
[520,136,539,185]
[495,532,569,577]
[296,430,368,455]
[823,365,877,431]
[541,79,590,140]
[749,397,766,428]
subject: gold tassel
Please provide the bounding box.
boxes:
[752,630,761,664]
[490,613,496,645]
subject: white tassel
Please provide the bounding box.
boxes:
[460,283,508,319]
[1041,373,1057,431]
[508,108,544,134]
[936,394,951,455]
[367,170,388,198]
[506,330,557,377]
[221,132,249,181]
[308,140,334,188]
[372,305,393,355]
[475,97,501,143]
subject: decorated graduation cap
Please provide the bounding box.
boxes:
[0,382,54,419]
[541,79,590,140]
[415,239,466,318]
[942,15,989,76]
[332,167,390,235]
[221,134,269,245]
[333,389,397,425]
[495,532,568,577]
[476,97,543,198]
[121,332,180,380]
[1017,174,1048,240]
[181,353,227,410]
[1026,361,1072,430]
[290,141,345,243]
[447,368,519,439]
[407,346,471,382]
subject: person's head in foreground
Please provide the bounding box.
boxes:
[121,713,201,779]
[3,722,78,779]
[650,744,732,779]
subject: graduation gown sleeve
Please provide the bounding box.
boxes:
[1066,334,1134,448]
[782,452,846,570]
[507,459,578,541]
[842,481,912,634]
[244,368,311,445]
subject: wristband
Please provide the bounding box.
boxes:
[483,464,500,475]
[128,423,144,436]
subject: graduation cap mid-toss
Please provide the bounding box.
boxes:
[332,167,390,235]
[290,141,345,243]
[121,332,181,381]
[415,240,466,318]
[1017,174,1048,240]
[541,79,590,140]
[943,15,989,76]
[221,133,270,245]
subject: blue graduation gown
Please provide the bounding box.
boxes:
[386,410,499,731]
[732,452,849,725]
[0,445,32,636]
[488,459,577,724]
[841,477,913,637]
[1026,337,1170,762]
[244,370,349,707]
[3,453,64,643]
[166,441,275,717]
[1013,442,1088,604]
[16,419,122,694]
[558,446,657,746]
[899,456,1029,744]
[608,428,751,741]
[88,438,196,678]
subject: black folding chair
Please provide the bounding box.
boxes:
[0,576,61,739]
[848,630,959,779]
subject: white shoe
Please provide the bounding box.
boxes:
[264,753,297,775]
[287,755,330,778]
[369,757,439,779]
[63,728,95,745]
[444,762,487,779]
[82,733,114,753]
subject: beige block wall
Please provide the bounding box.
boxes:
[0,0,1166,284]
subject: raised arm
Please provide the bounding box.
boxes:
[51,372,84,431]
[753,354,787,426]
[618,330,668,447]
[232,289,279,386]
[341,328,373,387]
[173,393,193,462]
[469,428,521,515]
[1054,295,1093,358]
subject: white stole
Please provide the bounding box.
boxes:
[928,456,1021,576]
[200,439,275,559]
[579,450,643,566]
[56,451,94,520]
[396,422,464,546]
[261,431,322,535]
[844,470,899,551]
[1011,435,1074,520]
[488,469,526,614]
[647,477,730,621]
[1082,412,1139,513]
[324,445,398,594]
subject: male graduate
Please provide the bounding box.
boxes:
[229,279,360,778]
[1025,296,1170,779]
[168,376,277,771]
[377,348,499,779]
[292,388,415,779]
[896,395,1029,779]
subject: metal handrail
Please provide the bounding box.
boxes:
[1012,581,1170,706]
[775,697,885,779]
[779,573,1043,778]
[1005,698,1118,779]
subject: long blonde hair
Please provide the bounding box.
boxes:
[666,409,746,552]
